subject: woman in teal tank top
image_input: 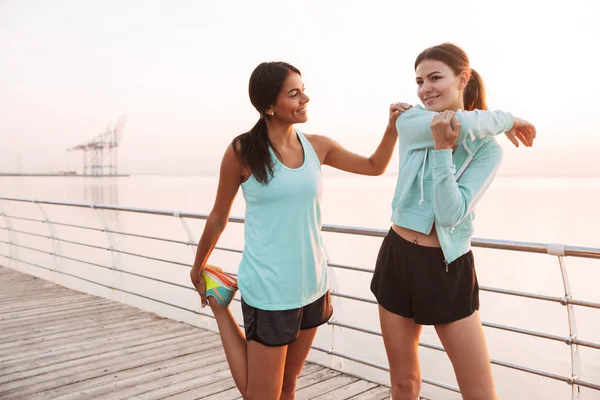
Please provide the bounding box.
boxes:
[189,61,410,399]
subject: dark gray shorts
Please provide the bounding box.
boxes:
[241,291,333,347]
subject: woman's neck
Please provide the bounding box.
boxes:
[265,121,296,148]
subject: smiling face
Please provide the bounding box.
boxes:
[266,72,310,124]
[415,59,468,112]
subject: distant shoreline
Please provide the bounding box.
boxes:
[0,173,129,177]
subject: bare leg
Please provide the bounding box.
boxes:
[279,327,318,399]
[435,311,497,400]
[245,339,288,399]
[379,305,423,400]
[209,298,248,394]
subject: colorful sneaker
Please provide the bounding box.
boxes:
[203,265,238,306]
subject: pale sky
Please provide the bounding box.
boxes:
[1,0,599,176]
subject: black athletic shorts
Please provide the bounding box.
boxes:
[241,291,333,347]
[370,228,479,325]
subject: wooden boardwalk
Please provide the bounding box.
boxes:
[0,267,391,400]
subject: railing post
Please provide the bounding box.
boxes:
[325,246,344,372]
[549,243,581,399]
[0,203,17,270]
[175,211,206,326]
[93,204,121,301]
[34,200,63,282]
[175,212,197,258]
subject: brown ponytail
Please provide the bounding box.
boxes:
[464,68,487,111]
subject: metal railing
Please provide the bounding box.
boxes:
[0,196,599,398]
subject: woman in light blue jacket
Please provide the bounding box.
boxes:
[370,43,536,400]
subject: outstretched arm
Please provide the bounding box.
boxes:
[310,103,412,176]
[396,105,534,152]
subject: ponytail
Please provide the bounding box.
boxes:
[464,68,487,111]
[232,117,280,184]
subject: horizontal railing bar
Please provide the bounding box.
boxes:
[567,298,600,310]
[0,227,52,241]
[572,338,600,351]
[0,240,194,291]
[4,222,597,309]
[328,320,600,389]
[331,283,600,311]
[0,254,214,318]
[328,320,446,352]
[330,290,377,304]
[1,196,599,259]
[2,214,106,232]
[214,245,243,254]
[327,262,374,273]
[479,285,563,303]
[110,248,191,267]
[311,345,461,393]
[329,293,600,351]
[4,252,599,391]
[471,237,600,259]
[480,321,566,343]
[0,215,47,224]
[2,239,597,348]
[0,223,245,256]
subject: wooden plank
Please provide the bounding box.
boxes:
[0,289,73,302]
[0,302,126,329]
[295,368,341,391]
[299,363,326,376]
[38,349,228,399]
[0,322,194,370]
[0,338,225,398]
[0,303,135,332]
[311,379,378,399]
[347,385,392,400]
[0,314,157,350]
[0,308,145,339]
[161,377,237,400]
[295,375,359,399]
[0,293,95,312]
[0,267,393,400]
[0,329,215,379]
[199,362,326,400]
[103,361,232,400]
[0,297,110,320]
[0,317,171,357]
[0,319,187,365]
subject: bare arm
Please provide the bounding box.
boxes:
[311,103,411,176]
[190,144,243,307]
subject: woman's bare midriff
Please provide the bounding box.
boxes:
[392,223,441,247]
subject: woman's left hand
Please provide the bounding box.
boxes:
[389,102,412,126]
[431,110,461,150]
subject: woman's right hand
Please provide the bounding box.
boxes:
[389,102,412,126]
[505,117,536,148]
[190,266,208,307]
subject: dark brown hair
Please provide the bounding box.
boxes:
[415,43,487,111]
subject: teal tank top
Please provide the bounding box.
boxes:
[237,130,328,310]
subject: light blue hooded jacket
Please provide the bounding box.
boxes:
[392,105,514,264]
